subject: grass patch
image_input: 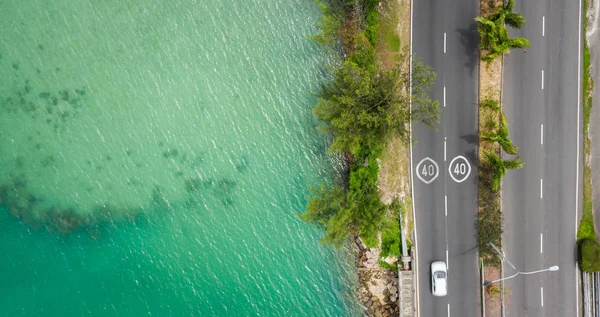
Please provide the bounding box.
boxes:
[578,0,596,244]
[375,0,405,69]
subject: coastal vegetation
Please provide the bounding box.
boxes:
[475,0,530,63]
[302,0,439,249]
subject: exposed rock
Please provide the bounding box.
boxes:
[383,255,398,265]
[352,236,399,317]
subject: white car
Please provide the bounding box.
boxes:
[431,261,448,297]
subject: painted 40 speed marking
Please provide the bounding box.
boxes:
[448,155,471,183]
[415,157,439,184]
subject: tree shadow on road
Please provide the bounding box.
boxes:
[457,22,480,74]
[461,133,479,145]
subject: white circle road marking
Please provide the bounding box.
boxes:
[415,157,439,184]
[448,155,471,183]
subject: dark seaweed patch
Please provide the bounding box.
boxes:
[162,148,179,159]
[235,156,249,173]
[185,178,202,193]
[40,155,55,167]
[59,90,69,101]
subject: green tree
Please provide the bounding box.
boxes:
[475,0,530,63]
[314,55,439,156]
[483,151,525,191]
[310,0,343,54]
[479,112,519,155]
[300,159,387,248]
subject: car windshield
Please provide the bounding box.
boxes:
[435,271,446,279]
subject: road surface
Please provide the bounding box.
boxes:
[501,0,582,315]
[411,0,480,316]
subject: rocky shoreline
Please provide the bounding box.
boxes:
[352,236,400,317]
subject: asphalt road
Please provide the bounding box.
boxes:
[411,0,480,316]
[501,0,582,315]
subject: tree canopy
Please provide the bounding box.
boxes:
[300,156,387,248]
[475,0,530,62]
[479,112,519,155]
[314,54,439,157]
[482,151,524,192]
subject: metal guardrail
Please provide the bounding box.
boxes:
[583,271,600,317]
[481,259,486,317]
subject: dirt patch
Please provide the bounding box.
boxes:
[484,266,503,314]
[376,0,413,240]
[378,135,410,205]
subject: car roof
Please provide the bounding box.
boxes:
[431,261,447,271]
[434,278,448,296]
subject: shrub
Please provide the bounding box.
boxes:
[487,285,500,297]
[365,10,378,46]
[581,239,600,272]
[480,98,500,111]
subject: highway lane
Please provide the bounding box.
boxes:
[502,0,581,315]
[411,0,479,316]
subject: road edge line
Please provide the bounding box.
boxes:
[576,0,582,315]
[408,0,419,314]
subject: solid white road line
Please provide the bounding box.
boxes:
[408,0,420,314]
[540,179,543,199]
[445,195,448,216]
[444,32,447,53]
[542,70,545,90]
[576,1,583,315]
[542,16,545,37]
[541,233,543,253]
[541,124,544,145]
[541,287,544,307]
[443,86,446,107]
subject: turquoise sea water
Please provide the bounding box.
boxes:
[0,1,361,316]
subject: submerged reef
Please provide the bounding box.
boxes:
[0,177,141,238]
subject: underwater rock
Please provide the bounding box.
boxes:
[162,148,179,159]
[185,178,202,193]
[235,156,249,172]
[217,178,236,194]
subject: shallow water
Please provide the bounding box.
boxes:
[0,1,361,316]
